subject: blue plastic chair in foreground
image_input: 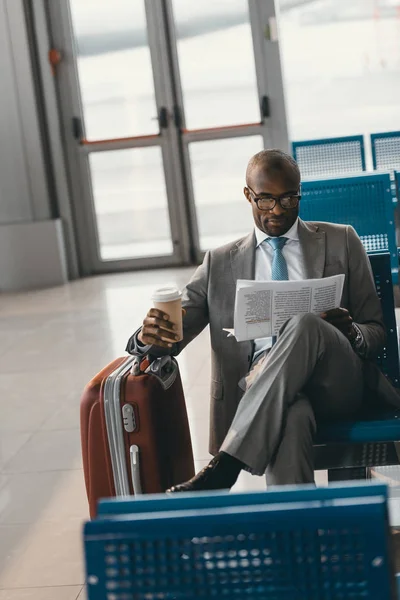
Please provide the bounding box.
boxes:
[84,483,396,599]
[300,172,398,283]
[371,131,400,171]
[292,135,366,178]
[315,252,400,481]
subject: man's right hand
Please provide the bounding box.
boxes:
[138,308,180,349]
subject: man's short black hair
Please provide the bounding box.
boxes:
[246,149,300,187]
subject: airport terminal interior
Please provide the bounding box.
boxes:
[1,0,400,598]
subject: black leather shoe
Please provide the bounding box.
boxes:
[167,454,241,493]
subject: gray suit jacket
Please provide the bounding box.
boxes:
[127,220,400,454]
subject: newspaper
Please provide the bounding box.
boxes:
[232,274,345,342]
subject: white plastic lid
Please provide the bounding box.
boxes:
[152,286,182,303]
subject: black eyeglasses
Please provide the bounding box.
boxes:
[246,185,301,211]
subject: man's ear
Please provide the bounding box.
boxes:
[244,187,251,204]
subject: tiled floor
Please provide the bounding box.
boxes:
[0,267,397,597]
[0,266,264,598]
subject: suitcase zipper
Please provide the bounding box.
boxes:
[103,356,135,496]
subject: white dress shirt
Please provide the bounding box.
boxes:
[253,217,305,360]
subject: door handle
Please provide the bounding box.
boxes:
[173,105,182,129]
[158,106,169,129]
[261,95,270,120]
[72,116,83,141]
[151,107,169,130]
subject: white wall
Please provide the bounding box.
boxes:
[0,0,68,290]
[0,2,34,222]
[0,0,51,223]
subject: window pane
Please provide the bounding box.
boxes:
[172,0,260,129]
[278,0,400,142]
[69,0,158,139]
[89,147,173,260]
[189,136,264,251]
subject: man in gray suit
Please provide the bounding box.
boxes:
[127,149,395,492]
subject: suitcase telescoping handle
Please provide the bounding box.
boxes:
[129,445,142,495]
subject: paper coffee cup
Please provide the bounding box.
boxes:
[152,286,183,342]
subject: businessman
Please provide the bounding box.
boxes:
[127,149,400,492]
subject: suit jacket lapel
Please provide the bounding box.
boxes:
[298,219,326,279]
[230,232,255,368]
[230,232,256,282]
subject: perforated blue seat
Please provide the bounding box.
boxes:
[315,253,400,479]
[292,135,366,178]
[371,132,400,171]
[300,173,398,283]
[84,484,397,599]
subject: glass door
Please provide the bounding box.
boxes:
[48,0,288,273]
[49,0,191,273]
[167,0,289,257]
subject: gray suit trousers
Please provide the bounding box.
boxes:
[220,313,364,483]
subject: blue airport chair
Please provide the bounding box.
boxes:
[396,171,400,202]
[292,135,366,178]
[84,484,396,599]
[96,482,386,518]
[300,172,398,283]
[371,131,400,171]
[315,252,400,481]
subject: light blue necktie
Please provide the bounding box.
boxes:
[266,237,288,344]
[267,237,289,281]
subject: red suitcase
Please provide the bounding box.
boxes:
[80,354,195,518]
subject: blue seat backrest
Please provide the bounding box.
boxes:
[369,253,400,387]
[292,135,366,178]
[371,131,400,170]
[84,485,395,600]
[300,173,398,281]
[97,483,384,517]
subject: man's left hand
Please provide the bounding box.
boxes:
[320,308,355,341]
